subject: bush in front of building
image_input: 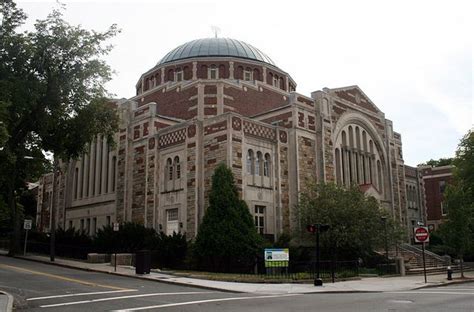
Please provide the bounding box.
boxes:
[94,222,157,253]
[193,164,263,273]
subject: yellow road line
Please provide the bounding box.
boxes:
[0,264,132,291]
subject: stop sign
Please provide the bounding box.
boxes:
[414,227,430,243]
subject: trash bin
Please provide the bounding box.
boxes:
[135,250,151,274]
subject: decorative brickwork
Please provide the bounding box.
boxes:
[243,120,276,141]
[159,128,187,148]
[298,136,317,187]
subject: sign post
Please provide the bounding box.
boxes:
[113,222,120,272]
[23,219,32,256]
[414,226,430,283]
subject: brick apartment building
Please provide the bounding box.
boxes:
[419,165,454,231]
[36,37,422,241]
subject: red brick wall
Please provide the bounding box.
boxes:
[143,87,198,120]
[224,86,288,116]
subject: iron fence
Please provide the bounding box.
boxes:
[244,259,360,281]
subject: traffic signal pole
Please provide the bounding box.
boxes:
[315,225,322,286]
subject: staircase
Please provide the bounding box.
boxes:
[384,244,449,274]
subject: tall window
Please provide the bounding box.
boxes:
[175,70,183,82]
[167,158,173,181]
[263,153,271,177]
[244,70,252,81]
[247,150,254,174]
[441,201,448,216]
[272,76,278,87]
[439,181,446,194]
[209,65,218,79]
[166,208,179,235]
[255,152,262,176]
[255,206,265,234]
[174,156,181,179]
[74,168,79,199]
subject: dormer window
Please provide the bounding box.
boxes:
[209,65,218,79]
[175,70,183,82]
[244,70,253,81]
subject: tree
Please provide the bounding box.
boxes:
[439,130,474,278]
[193,164,263,272]
[297,182,404,260]
[419,157,453,167]
[0,0,119,255]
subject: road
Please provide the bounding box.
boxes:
[1,256,473,311]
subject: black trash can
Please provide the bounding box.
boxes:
[135,250,151,274]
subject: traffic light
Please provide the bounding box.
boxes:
[306,224,330,234]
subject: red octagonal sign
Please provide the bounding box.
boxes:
[414,227,430,243]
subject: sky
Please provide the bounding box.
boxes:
[15,0,473,166]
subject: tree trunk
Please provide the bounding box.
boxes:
[460,256,465,278]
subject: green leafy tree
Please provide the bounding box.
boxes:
[297,182,404,260]
[0,0,119,255]
[419,157,454,167]
[193,164,263,272]
[439,130,474,277]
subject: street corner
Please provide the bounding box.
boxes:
[0,290,14,312]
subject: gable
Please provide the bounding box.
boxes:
[331,86,381,114]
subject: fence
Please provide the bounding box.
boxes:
[245,259,360,281]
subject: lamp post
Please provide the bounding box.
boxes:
[380,216,389,273]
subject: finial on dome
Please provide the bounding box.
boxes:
[211,25,221,38]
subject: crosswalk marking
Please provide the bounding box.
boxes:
[28,289,138,301]
[111,294,302,311]
[39,291,217,308]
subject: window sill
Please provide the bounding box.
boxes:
[246,184,273,190]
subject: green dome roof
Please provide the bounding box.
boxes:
[158,38,275,66]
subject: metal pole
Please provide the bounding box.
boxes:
[115,252,117,272]
[23,229,28,256]
[314,224,323,286]
[422,242,427,283]
[384,221,389,273]
[50,160,57,262]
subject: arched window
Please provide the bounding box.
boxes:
[174,156,181,179]
[341,130,347,147]
[263,153,271,177]
[247,150,254,174]
[256,152,263,176]
[335,148,342,185]
[253,68,260,81]
[279,77,285,90]
[167,69,174,81]
[175,68,183,82]
[167,158,173,181]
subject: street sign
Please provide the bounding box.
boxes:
[264,248,289,267]
[24,219,32,230]
[414,226,430,243]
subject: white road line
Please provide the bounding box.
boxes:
[40,291,216,308]
[28,289,138,301]
[111,294,302,311]
[389,291,474,295]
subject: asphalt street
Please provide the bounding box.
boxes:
[1,256,473,311]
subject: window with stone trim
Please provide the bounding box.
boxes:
[166,208,179,235]
[263,153,271,177]
[247,150,254,174]
[255,152,262,176]
[175,70,183,82]
[254,205,265,234]
[167,158,173,181]
[244,69,252,81]
[174,156,181,179]
[209,65,218,79]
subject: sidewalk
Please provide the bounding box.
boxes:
[0,291,13,312]
[2,251,473,295]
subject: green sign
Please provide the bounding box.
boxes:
[264,248,289,267]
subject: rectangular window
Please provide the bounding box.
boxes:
[166,209,179,235]
[254,205,265,234]
[244,70,252,81]
[209,67,218,79]
[176,70,183,82]
[441,201,448,216]
[80,219,84,231]
[176,163,181,179]
[69,220,73,229]
[439,181,446,194]
[106,216,111,226]
[86,218,91,235]
[273,77,278,87]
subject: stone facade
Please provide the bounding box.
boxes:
[36,37,424,241]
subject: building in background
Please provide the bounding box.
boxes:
[36,37,422,240]
[419,165,454,232]
[404,165,426,241]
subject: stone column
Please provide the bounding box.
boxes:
[101,138,108,194]
[82,152,89,198]
[192,61,197,80]
[229,61,234,79]
[88,142,95,197]
[95,136,101,195]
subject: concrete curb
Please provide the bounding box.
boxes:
[414,277,474,290]
[0,290,14,312]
